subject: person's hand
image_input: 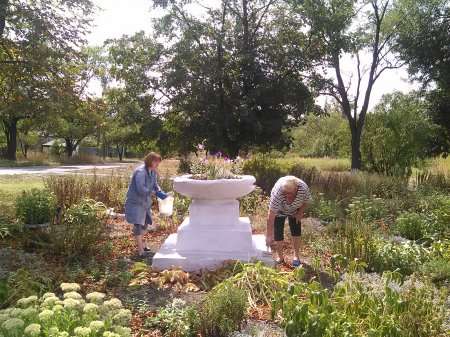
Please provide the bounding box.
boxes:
[156,191,168,200]
[295,211,304,224]
[266,234,274,247]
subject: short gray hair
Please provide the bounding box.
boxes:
[281,177,298,193]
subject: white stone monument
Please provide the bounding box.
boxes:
[152,175,272,271]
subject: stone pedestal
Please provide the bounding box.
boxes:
[152,175,272,271]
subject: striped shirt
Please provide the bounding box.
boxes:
[269,176,312,216]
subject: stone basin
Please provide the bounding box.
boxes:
[173,174,256,199]
[152,174,272,271]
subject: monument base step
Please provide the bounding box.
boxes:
[152,234,274,271]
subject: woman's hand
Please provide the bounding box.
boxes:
[156,191,168,200]
[266,234,274,247]
[266,209,276,248]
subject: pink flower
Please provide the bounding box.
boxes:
[197,144,205,150]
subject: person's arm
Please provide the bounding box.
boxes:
[135,170,151,196]
[295,202,309,222]
[266,209,276,247]
[295,182,311,222]
[152,171,168,200]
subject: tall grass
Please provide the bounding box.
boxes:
[427,156,450,174]
[243,154,408,201]
[45,171,128,211]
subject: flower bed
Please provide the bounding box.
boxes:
[0,283,132,337]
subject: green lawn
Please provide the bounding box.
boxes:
[0,175,44,221]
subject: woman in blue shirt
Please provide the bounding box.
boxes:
[125,152,167,257]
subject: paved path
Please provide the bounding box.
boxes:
[0,164,130,176]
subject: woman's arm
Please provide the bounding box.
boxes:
[152,171,168,200]
[135,170,151,196]
[295,202,309,222]
[266,209,276,247]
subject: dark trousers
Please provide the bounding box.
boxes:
[274,215,301,241]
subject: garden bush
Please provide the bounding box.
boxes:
[0,282,132,337]
[214,262,292,307]
[273,272,448,337]
[346,196,388,225]
[200,283,247,337]
[395,212,428,240]
[307,193,340,223]
[15,189,55,225]
[146,299,199,337]
[49,199,107,259]
[239,187,266,216]
[361,92,437,177]
[332,220,430,276]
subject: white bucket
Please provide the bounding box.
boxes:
[158,195,174,217]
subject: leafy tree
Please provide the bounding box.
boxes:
[155,0,313,156]
[0,0,94,160]
[392,0,450,155]
[361,92,438,176]
[102,32,162,159]
[17,119,39,158]
[289,0,404,170]
[292,110,350,157]
[48,49,106,157]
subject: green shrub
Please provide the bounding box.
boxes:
[239,187,266,216]
[395,212,427,240]
[273,272,447,337]
[15,189,55,225]
[242,154,285,193]
[213,262,292,307]
[308,193,340,223]
[3,268,53,308]
[291,112,351,158]
[362,92,438,177]
[0,282,132,337]
[421,258,450,285]
[49,199,107,259]
[346,196,388,224]
[177,157,192,174]
[200,283,247,337]
[332,220,430,276]
[370,240,430,275]
[146,299,199,337]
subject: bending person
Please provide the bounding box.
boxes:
[266,176,311,267]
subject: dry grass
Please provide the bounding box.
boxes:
[427,156,450,174]
[279,156,350,172]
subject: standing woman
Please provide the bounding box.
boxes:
[125,152,167,257]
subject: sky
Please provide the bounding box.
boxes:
[87,0,418,110]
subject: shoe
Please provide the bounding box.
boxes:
[144,247,151,252]
[138,251,150,258]
[275,258,285,265]
[292,259,301,267]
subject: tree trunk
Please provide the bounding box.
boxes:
[3,119,18,161]
[350,124,362,171]
[117,145,124,161]
[65,139,76,157]
[0,0,8,38]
